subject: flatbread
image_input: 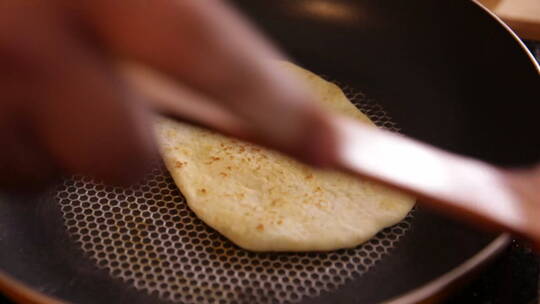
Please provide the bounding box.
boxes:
[155,62,414,252]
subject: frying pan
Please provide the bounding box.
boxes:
[0,0,539,303]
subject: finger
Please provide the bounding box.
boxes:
[0,100,59,191]
[120,62,253,141]
[0,29,61,190]
[0,4,156,185]
[77,0,337,166]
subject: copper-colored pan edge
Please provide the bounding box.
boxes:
[0,270,65,304]
[385,233,510,304]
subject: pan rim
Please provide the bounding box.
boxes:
[0,269,64,304]
[383,233,511,304]
[471,0,540,74]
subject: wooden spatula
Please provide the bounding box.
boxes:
[123,62,540,247]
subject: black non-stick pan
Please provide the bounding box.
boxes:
[0,1,539,303]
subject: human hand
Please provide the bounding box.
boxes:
[0,0,334,190]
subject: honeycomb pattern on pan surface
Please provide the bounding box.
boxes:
[57,84,414,304]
